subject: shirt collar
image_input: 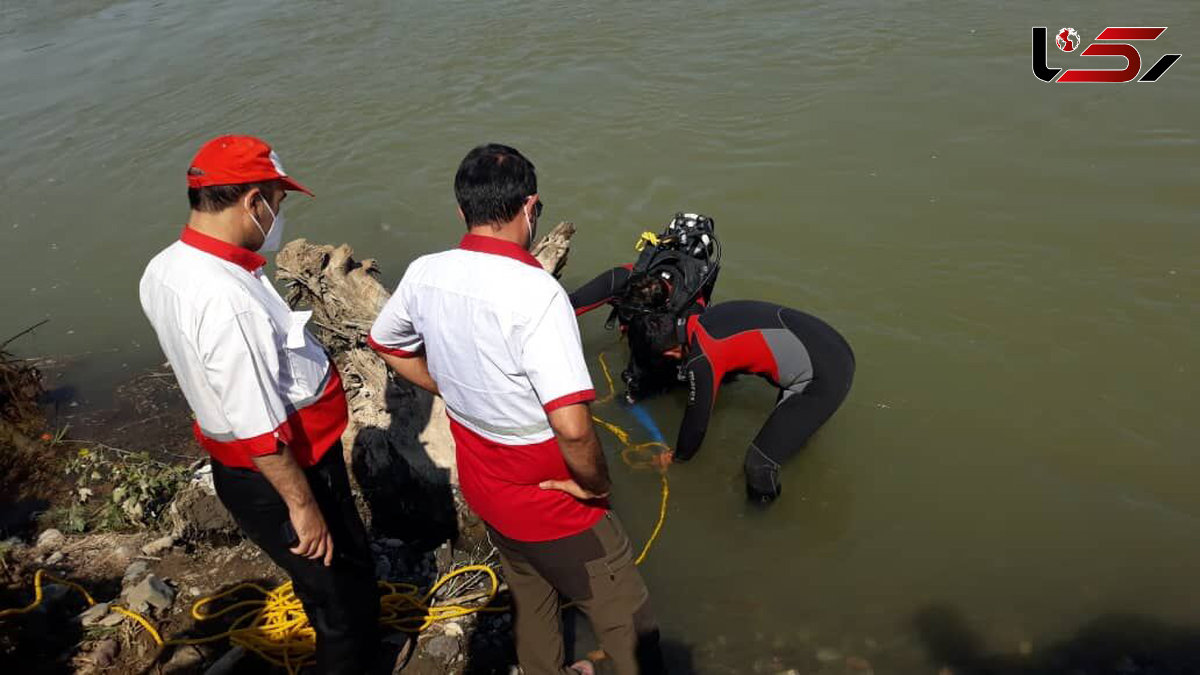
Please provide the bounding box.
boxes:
[458,233,543,269]
[179,227,267,272]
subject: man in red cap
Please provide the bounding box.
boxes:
[139,136,380,674]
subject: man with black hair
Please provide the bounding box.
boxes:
[139,136,380,674]
[369,144,663,675]
[625,275,856,503]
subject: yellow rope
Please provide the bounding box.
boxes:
[589,352,672,565]
[1,564,502,675]
[634,231,660,252]
[2,353,669,671]
[0,570,96,619]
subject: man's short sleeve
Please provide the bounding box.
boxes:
[199,310,292,455]
[522,288,595,412]
[369,269,424,357]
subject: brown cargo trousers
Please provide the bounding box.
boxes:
[488,511,665,674]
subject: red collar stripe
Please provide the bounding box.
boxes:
[179,227,266,272]
[458,234,543,269]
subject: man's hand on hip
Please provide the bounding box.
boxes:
[547,402,612,497]
[539,478,608,501]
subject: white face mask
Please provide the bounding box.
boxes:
[525,207,537,251]
[250,197,286,252]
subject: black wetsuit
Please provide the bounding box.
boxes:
[676,301,855,501]
[570,264,636,317]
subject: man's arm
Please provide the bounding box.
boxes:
[540,402,611,499]
[569,265,634,316]
[368,266,428,381]
[251,445,335,566]
[378,351,439,396]
[199,311,335,566]
[523,288,608,499]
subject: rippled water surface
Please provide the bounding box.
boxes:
[2,1,1198,671]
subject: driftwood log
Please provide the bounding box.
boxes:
[274,222,576,544]
[1,322,47,430]
[1,325,49,502]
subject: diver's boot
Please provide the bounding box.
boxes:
[744,466,782,504]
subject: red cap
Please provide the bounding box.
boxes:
[186,135,313,196]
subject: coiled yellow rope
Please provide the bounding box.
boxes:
[1,353,669,672]
[0,565,503,674]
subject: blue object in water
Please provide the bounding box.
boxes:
[628,402,666,444]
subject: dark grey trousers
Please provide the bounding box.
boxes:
[488,512,665,674]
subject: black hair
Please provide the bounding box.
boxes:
[623,273,670,311]
[628,312,682,356]
[454,144,537,227]
[187,181,279,214]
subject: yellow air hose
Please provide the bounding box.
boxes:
[1,353,670,672]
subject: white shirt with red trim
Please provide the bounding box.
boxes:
[370,234,603,541]
[139,228,348,470]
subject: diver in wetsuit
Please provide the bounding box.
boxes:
[625,276,855,503]
[570,213,719,402]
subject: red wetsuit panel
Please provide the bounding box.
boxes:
[688,315,780,388]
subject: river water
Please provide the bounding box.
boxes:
[2,0,1198,672]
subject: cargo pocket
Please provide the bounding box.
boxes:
[582,513,645,618]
